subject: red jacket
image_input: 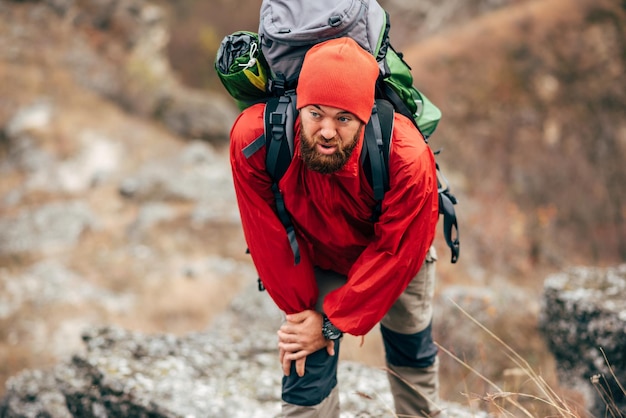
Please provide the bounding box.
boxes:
[229,103,439,336]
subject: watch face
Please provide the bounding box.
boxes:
[323,326,335,339]
[323,327,339,340]
[323,317,342,340]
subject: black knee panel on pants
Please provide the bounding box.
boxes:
[282,342,341,406]
[381,322,438,368]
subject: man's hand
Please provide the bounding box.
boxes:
[278,310,336,377]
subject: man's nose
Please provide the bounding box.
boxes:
[319,119,337,140]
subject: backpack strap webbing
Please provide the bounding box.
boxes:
[264,94,300,265]
[439,189,460,263]
[379,79,423,135]
[362,100,394,222]
[365,99,461,263]
[265,94,297,181]
[242,94,300,265]
[435,159,460,263]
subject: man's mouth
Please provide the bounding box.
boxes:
[316,142,338,155]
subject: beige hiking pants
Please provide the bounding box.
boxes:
[281,246,442,418]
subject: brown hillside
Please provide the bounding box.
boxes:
[404,0,626,280]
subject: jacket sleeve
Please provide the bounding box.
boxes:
[323,115,440,336]
[229,105,318,314]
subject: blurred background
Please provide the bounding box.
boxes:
[0,0,624,413]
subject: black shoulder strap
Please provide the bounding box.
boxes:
[264,94,297,181]
[362,99,394,221]
[363,99,461,263]
[241,94,297,166]
[241,93,300,265]
[264,94,300,264]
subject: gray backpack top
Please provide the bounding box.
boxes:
[259,0,388,91]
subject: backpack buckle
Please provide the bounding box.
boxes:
[269,73,286,96]
[270,112,286,126]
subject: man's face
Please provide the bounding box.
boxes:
[299,104,364,174]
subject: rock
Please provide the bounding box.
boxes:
[118,140,235,211]
[539,264,626,416]
[30,0,238,142]
[0,284,488,417]
[0,259,133,320]
[0,201,96,255]
[5,99,53,139]
[3,99,124,193]
[155,87,238,143]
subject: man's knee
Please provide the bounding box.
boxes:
[380,321,438,368]
[282,344,341,406]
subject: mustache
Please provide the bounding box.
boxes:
[315,136,339,146]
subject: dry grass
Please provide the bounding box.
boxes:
[340,301,624,418]
[435,301,623,418]
[590,350,626,418]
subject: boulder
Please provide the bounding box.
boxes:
[539,264,626,416]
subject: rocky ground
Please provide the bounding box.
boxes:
[1,283,492,418]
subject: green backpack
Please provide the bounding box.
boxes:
[214,31,270,112]
[215,0,459,263]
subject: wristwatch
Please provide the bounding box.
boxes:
[322,314,343,340]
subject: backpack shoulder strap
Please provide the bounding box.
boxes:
[363,100,460,263]
[362,99,394,201]
[240,94,297,170]
[265,93,300,264]
[264,94,297,181]
[240,93,300,265]
[362,99,394,222]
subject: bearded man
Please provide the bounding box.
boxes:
[229,37,445,417]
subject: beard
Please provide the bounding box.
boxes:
[300,126,362,174]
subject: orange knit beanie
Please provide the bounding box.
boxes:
[296,37,380,123]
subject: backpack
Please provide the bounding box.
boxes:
[215,0,460,264]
